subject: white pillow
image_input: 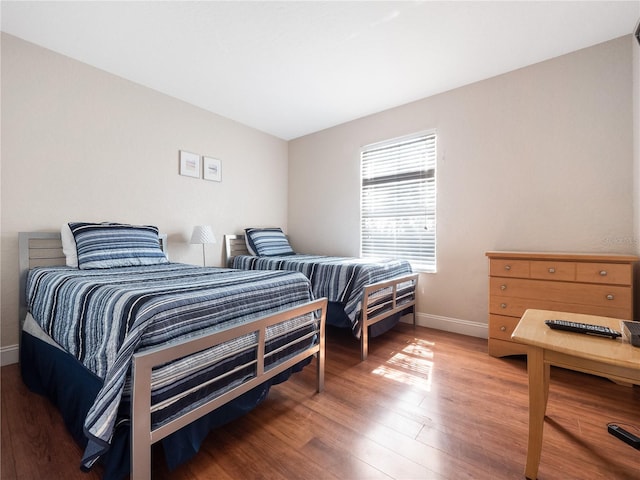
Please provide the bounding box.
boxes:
[61,223,78,267]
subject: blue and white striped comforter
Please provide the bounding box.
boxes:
[26,263,314,469]
[231,254,412,334]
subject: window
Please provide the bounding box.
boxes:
[360,131,436,272]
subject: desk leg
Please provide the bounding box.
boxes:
[525,346,549,480]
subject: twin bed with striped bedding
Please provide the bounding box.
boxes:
[226,228,419,360]
[19,224,326,480]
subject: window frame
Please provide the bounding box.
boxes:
[359,130,437,273]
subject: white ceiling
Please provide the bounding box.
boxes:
[2,1,639,140]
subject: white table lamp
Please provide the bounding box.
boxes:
[190,225,216,266]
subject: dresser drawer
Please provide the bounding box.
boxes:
[575,262,632,285]
[489,314,520,341]
[489,296,530,317]
[489,295,632,319]
[489,277,631,309]
[489,259,529,278]
[530,261,575,281]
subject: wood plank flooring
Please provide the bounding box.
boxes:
[2,323,639,479]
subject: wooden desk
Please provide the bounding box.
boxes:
[511,309,640,479]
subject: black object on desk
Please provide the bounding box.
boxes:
[544,319,621,339]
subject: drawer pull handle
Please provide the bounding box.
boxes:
[548,268,555,273]
[600,270,607,276]
[500,303,507,309]
[500,284,507,291]
[504,265,511,271]
[500,326,506,332]
[606,294,614,301]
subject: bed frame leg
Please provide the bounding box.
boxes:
[316,351,325,393]
[131,437,151,480]
[317,300,326,392]
[131,358,152,480]
[360,324,368,361]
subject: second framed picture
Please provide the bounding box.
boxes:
[203,157,222,182]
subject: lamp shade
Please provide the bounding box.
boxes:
[190,225,216,245]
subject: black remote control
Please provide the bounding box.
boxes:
[608,424,640,449]
[544,319,621,338]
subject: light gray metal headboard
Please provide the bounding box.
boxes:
[18,231,168,326]
[224,234,250,266]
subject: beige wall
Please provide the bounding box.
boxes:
[289,36,635,334]
[2,33,636,356]
[1,34,290,350]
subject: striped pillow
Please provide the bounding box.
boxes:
[69,222,168,269]
[244,227,295,257]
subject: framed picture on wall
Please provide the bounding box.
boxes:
[203,156,222,182]
[179,150,201,178]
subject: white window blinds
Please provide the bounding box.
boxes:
[360,132,436,272]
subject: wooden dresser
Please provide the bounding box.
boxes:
[485,251,638,357]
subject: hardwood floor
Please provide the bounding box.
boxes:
[2,323,639,479]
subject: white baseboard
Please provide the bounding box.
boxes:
[1,344,19,366]
[403,312,488,339]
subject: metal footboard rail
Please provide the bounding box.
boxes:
[131,297,327,479]
[360,273,419,360]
